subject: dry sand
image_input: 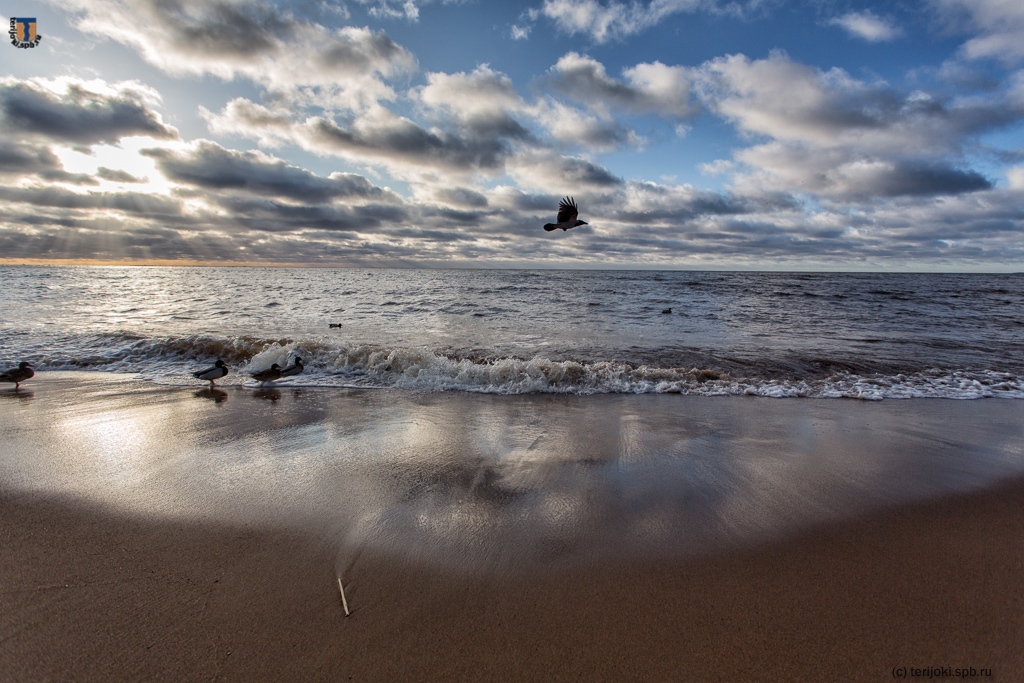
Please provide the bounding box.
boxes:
[1,372,1022,681]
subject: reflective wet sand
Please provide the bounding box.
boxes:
[2,373,1023,680]
[3,372,1023,573]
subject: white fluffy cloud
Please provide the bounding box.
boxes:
[546,52,698,121]
[59,0,416,110]
[416,65,531,138]
[829,11,902,42]
[935,0,1024,64]
[539,0,701,43]
[204,98,524,181]
[692,52,1017,199]
[356,0,470,21]
[0,77,177,145]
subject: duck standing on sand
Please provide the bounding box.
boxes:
[0,361,33,389]
[251,363,283,385]
[193,359,229,386]
[281,356,304,378]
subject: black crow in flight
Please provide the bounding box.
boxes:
[543,197,588,231]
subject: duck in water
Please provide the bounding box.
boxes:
[251,363,283,385]
[281,356,304,378]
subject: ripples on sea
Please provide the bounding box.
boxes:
[1,266,1022,399]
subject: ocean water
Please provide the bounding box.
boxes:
[1,266,1022,399]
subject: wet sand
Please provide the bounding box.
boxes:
[2,373,1023,680]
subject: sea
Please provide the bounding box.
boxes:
[1,266,1022,399]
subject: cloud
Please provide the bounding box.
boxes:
[545,52,698,120]
[142,140,398,203]
[416,65,534,140]
[693,52,1019,198]
[357,0,474,21]
[59,0,417,110]
[307,107,516,175]
[0,142,63,176]
[97,167,146,183]
[416,63,644,153]
[735,143,991,199]
[533,0,768,43]
[0,77,177,145]
[538,0,702,43]
[205,97,527,178]
[0,185,183,216]
[607,180,795,223]
[1008,166,1024,190]
[508,151,624,191]
[430,187,490,208]
[359,0,422,20]
[934,0,1024,64]
[829,11,902,42]
[530,99,639,150]
[209,195,400,233]
[511,24,531,40]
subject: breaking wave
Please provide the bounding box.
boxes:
[15,331,1024,400]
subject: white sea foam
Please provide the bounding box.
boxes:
[11,332,1023,399]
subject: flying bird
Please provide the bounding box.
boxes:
[193,359,229,386]
[251,363,283,384]
[543,196,588,232]
[281,356,304,378]
[0,361,33,389]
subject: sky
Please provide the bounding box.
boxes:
[1,0,1022,270]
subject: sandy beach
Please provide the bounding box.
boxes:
[2,372,1022,681]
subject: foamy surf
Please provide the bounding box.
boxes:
[8,331,1024,399]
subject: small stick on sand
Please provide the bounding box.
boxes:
[337,577,350,616]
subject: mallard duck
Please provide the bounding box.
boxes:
[0,361,33,389]
[281,356,304,378]
[251,363,282,384]
[193,359,228,386]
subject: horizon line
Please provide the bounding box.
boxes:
[0,258,1020,274]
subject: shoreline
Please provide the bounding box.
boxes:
[2,372,1023,680]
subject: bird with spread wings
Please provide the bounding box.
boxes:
[543,196,588,232]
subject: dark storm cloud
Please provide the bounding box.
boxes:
[0,80,177,145]
[142,141,396,202]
